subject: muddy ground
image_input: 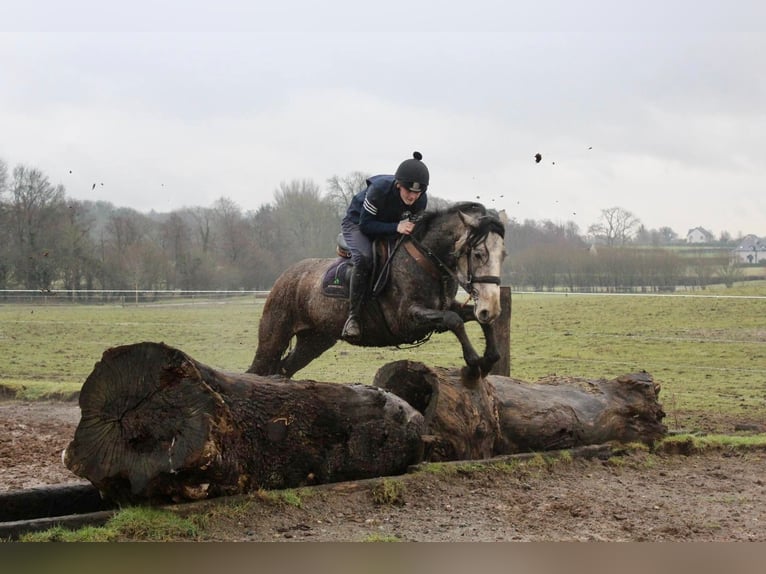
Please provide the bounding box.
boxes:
[1,399,765,542]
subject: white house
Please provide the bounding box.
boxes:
[732,234,764,264]
[686,227,715,244]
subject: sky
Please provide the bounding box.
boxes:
[2,0,765,238]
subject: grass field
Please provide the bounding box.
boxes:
[1,283,765,432]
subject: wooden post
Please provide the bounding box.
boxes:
[489,286,511,377]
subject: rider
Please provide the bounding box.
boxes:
[340,151,430,342]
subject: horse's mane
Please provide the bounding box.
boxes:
[414,201,505,240]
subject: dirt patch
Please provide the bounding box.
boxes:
[0,400,86,492]
[1,400,765,541]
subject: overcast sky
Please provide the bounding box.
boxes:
[2,0,764,238]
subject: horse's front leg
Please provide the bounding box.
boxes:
[408,305,481,368]
[450,302,500,375]
[478,321,500,375]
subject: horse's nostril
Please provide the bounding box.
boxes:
[477,309,490,323]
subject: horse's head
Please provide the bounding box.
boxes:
[454,205,508,324]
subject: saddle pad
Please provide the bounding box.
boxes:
[322,258,351,299]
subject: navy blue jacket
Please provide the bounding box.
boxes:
[343,175,428,237]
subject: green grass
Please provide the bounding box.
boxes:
[254,488,308,508]
[18,507,200,542]
[1,283,765,431]
[370,478,406,506]
[508,285,766,431]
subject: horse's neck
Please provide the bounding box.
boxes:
[417,220,460,264]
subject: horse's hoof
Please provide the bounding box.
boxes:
[460,365,482,385]
[478,356,499,376]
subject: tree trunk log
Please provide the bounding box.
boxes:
[372,361,502,461]
[64,345,666,505]
[489,371,667,453]
[63,342,424,504]
[373,361,666,459]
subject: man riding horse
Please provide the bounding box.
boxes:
[340,151,430,342]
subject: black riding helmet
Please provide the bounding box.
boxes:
[394,151,429,193]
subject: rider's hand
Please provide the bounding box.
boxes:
[397,220,416,235]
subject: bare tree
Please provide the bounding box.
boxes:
[657,226,678,244]
[0,158,8,194]
[588,206,641,246]
[325,171,369,217]
[8,165,66,288]
[186,206,215,254]
[212,197,249,264]
[272,179,340,263]
[100,208,153,289]
[159,212,191,289]
[58,200,98,293]
[0,159,10,288]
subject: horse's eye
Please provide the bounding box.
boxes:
[472,250,487,263]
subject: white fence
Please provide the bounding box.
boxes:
[0,289,271,305]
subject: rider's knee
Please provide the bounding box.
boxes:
[354,256,372,273]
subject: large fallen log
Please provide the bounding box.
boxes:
[373,361,667,459]
[63,342,424,504]
[490,371,667,453]
[64,344,666,505]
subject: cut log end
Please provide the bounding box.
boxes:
[64,342,227,501]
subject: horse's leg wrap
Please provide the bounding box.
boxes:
[342,263,371,342]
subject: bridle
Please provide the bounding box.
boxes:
[405,216,505,299]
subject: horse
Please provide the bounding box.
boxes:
[247,202,508,379]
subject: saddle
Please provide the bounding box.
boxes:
[321,234,397,299]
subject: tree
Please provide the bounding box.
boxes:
[0,158,7,193]
[0,158,10,288]
[634,225,678,246]
[8,165,67,288]
[588,206,641,246]
[100,208,153,289]
[325,171,369,217]
[271,179,340,265]
[158,212,191,289]
[657,226,678,244]
[211,197,249,264]
[58,200,98,294]
[718,260,744,288]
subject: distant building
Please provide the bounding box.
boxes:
[686,227,715,244]
[732,234,764,264]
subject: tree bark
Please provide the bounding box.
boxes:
[373,361,666,459]
[63,342,424,504]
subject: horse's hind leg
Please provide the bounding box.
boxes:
[248,327,293,376]
[277,331,337,379]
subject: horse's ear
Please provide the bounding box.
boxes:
[454,210,479,254]
[458,210,480,229]
[497,209,509,226]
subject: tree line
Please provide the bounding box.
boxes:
[0,158,746,296]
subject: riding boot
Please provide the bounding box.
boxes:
[342,264,371,342]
